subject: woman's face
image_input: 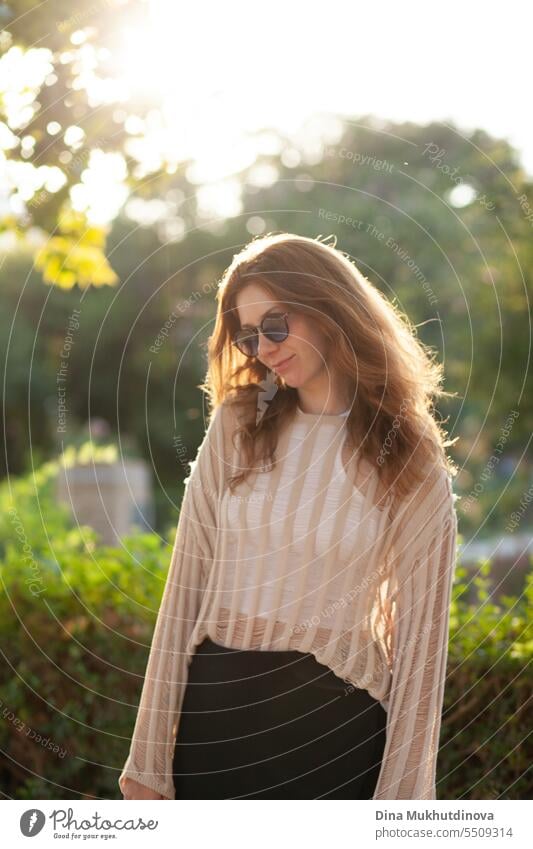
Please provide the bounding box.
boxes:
[234,283,330,389]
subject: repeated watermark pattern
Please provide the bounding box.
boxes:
[8,506,46,597]
[516,192,533,229]
[56,308,82,435]
[292,569,381,635]
[462,410,520,512]
[150,280,219,353]
[325,146,395,173]
[56,0,115,33]
[505,483,533,533]
[0,698,66,759]
[377,401,410,466]
[421,143,496,212]
[28,142,106,213]
[172,432,189,474]
[318,209,438,304]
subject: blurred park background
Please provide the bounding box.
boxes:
[0,0,531,800]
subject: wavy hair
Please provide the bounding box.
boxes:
[200,232,458,506]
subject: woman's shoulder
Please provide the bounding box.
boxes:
[207,398,243,476]
[389,460,456,544]
[211,398,241,442]
[399,457,454,508]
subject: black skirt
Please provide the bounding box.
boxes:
[172,636,386,799]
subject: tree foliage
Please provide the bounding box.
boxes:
[0,0,155,287]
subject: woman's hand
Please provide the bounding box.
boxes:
[121,777,166,800]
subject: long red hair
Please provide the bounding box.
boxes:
[200,232,458,507]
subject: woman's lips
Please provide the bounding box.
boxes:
[272,354,295,372]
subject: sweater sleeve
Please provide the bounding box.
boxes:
[373,467,458,800]
[118,403,226,800]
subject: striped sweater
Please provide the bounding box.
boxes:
[118,400,458,800]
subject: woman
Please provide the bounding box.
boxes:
[119,232,459,800]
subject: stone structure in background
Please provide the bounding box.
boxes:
[55,457,154,546]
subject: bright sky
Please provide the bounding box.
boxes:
[1,0,531,230]
[130,0,533,177]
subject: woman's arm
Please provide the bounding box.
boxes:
[118,404,227,800]
[373,468,459,800]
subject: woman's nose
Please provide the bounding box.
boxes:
[257,332,280,359]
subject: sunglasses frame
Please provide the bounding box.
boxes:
[231,311,292,358]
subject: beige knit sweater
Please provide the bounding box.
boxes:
[118,400,458,800]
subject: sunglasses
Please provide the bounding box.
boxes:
[232,311,291,358]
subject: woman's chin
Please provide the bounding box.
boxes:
[282,376,300,388]
[279,366,300,388]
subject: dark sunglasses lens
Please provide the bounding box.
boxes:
[234,330,258,356]
[263,316,288,343]
[233,315,288,356]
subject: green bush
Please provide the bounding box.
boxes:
[439,557,532,799]
[1,458,531,799]
[0,450,176,800]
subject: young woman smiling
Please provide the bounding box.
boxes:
[119,232,459,800]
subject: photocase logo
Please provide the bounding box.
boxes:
[20,809,46,836]
[256,369,279,425]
